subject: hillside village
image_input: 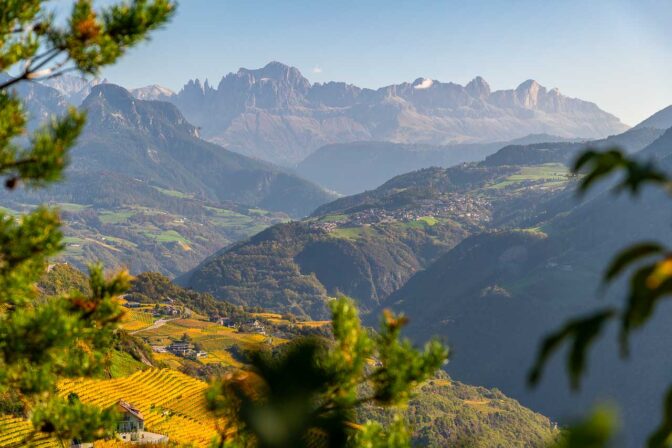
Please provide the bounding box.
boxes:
[310,193,492,233]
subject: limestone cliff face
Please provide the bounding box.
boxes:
[166,62,628,165]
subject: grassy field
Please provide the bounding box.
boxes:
[153,186,194,199]
[489,163,569,190]
[206,206,256,228]
[99,209,136,224]
[330,226,368,240]
[320,214,348,223]
[53,202,90,212]
[143,229,191,244]
[416,216,439,226]
[248,208,270,216]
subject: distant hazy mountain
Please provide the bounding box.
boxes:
[131,84,175,101]
[167,62,628,165]
[481,127,663,167]
[42,75,106,105]
[0,74,69,129]
[633,105,672,131]
[296,134,577,195]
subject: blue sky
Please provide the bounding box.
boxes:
[95,0,672,125]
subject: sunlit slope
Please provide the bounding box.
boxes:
[135,317,288,369]
[58,369,219,447]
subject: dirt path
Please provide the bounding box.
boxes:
[130,317,177,334]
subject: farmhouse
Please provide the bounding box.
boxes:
[167,341,192,356]
[116,400,144,433]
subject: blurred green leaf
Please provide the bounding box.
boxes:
[551,407,617,448]
[528,309,616,390]
[648,386,672,448]
[572,148,668,195]
[604,242,664,283]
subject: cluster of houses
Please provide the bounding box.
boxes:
[214,316,267,335]
[152,304,182,317]
[311,193,492,233]
[125,296,188,318]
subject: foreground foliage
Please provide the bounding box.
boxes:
[0,0,174,445]
[207,296,449,448]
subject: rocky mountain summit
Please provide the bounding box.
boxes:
[131,84,175,101]
[163,62,628,165]
[43,75,107,105]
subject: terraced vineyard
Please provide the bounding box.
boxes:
[251,312,331,329]
[58,369,220,447]
[138,318,287,369]
[120,308,155,332]
[0,416,58,447]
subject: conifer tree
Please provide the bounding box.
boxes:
[0,1,174,445]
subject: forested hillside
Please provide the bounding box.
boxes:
[180,140,581,317]
[0,84,335,276]
[381,126,672,446]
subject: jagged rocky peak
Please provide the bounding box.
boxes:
[182,78,205,94]
[515,79,545,108]
[168,61,628,165]
[465,76,491,98]
[309,81,362,107]
[86,83,136,112]
[42,75,107,105]
[250,61,305,81]
[221,61,311,91]
[174,78,210,109]
[214,61,312,109]
[84,84,198,137]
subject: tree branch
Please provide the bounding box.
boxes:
[0,48,64,91]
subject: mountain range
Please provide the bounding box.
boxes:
[163,62,628,165]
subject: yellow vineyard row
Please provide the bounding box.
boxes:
[58,369,222,447]
[0,416,59,448]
